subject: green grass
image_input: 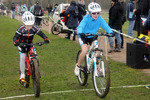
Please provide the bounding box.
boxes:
[0,15,150,100]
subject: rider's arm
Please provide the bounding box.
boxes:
[99,16,113,34]
[13,25,24,43]
[33,26,49,40]
[77,15,87,35]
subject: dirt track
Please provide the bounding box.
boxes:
[12,15,150,75]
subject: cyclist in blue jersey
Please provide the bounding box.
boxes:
[74,2,114,76]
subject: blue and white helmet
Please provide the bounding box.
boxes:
[88,2,102,13]
[22,11,35,25]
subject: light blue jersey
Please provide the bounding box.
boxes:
[77,14,113,38]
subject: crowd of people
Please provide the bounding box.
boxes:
[10,0,150,53]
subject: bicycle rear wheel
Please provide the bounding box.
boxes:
[32,58,40,97]
[92,55,110,98]
[76,50,88,86]
[43,19,49,26]
[51,23,62,35]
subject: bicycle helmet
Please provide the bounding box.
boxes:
[88,2,101,13]
[22,11,35,25]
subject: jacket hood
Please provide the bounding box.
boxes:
[70,1,77,6]
[78,0,85,5]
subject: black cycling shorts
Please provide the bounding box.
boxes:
[78,37,97,46]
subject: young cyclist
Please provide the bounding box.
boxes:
[13,11,49,82]
[74,2,114,76]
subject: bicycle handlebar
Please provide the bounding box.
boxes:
[79,33,112,37]
[18,41,45,47]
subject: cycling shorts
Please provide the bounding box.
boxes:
[78,37,97,46]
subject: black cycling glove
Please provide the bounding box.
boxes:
[44,40,49,44]
[80,33,85,38]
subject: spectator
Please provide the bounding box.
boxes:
[51,4,58,14]
[133,0,150,36]
[77,0,86,23]
[108,0,122,53]
[16,3,20,16]
[34,1,43,27]
[74,2,113,76]
[143,10,150,30]
[127,0,136,36]
[64,0,78,41]
[11,2,16,19]
[0,3,6,16]
[60,5,69,25]
[30,4,35,14]
[46,4,53,17]
[21,4,28,15]
[42,8,45,16]
[115,0,127,49]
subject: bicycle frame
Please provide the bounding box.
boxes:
[77,33,110,98]
[86,39,105,77]
[25,47,37,77]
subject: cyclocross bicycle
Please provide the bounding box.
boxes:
[19,41,46,97]
[76,33,110,98]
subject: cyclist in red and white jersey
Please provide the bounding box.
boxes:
[13,11,49,82]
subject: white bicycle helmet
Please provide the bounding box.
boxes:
[88,2,102,13]
[22,11,35,25]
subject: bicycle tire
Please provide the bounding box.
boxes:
[23,61,30,88]
[51,23,61,35]
[76,50,88,86]
[43,19,49,26]
[92,55,110,98]
[32,58,40,97]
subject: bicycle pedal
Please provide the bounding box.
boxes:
[19,79,29,84]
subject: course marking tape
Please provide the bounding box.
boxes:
[0,84,149,99]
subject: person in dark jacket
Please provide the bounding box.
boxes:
[133,0,150,36]
[108,0,123,53]
[11,2,16,19]
[127,0,136,36]
[60,5,70,25]
[64,0,78,40]
[115,0,127,49]
[143,10,150,30]
[77,0,86,22]
[34,1,43,27]
[46,4,53,17]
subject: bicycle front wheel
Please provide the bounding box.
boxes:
[32,58,40,97]
[76,50,88,86]
[51,23,62,35]
[92,55,110,98]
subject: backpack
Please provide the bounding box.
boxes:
[133,34,150,44]
[73,6,79,18]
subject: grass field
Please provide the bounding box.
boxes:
[0,15,150,100]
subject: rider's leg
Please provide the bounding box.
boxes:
[74,44,88,76]
[77,44,88,66]
[20,53,26,79]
